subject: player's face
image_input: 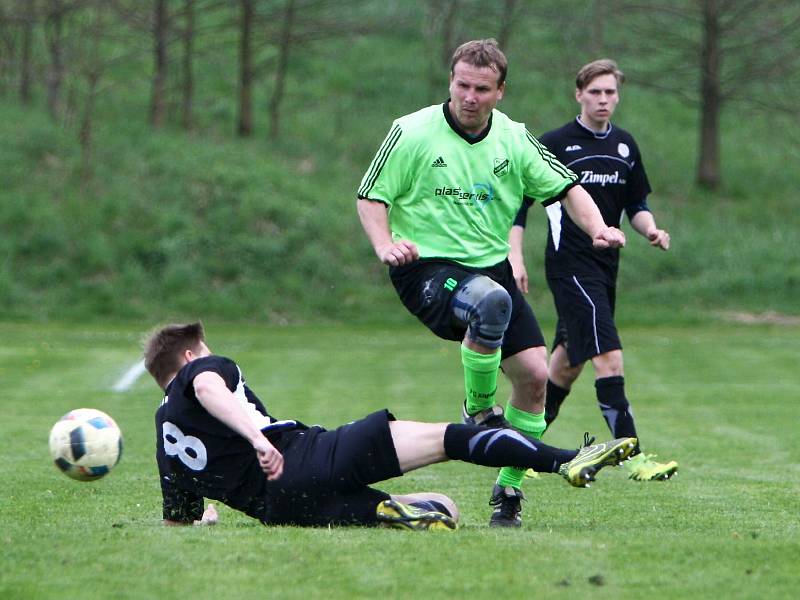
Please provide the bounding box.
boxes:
[448,61,505,135]
[576,73,619,131]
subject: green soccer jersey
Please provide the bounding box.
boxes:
[358,103,577,267]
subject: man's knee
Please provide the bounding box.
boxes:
[592,349,623,377]
[451,275,511,349]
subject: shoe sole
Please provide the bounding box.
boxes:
[568,437,637,487]
[376,500,456,531]
[488,517,522,528]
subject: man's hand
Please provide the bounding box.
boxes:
[508,253,529,294]
[254,438,284,480]
[194,503,218,526]
[646,227,670,250]
[376,240,419,267]
[592,226,626,249]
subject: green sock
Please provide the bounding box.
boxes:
[461,344,501,415]
[496,405,546,489]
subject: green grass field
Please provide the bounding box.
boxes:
[2,320,798,599]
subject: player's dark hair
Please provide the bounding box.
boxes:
[143,322,205,389]
[450,38,508,86]
[575,59,625,90]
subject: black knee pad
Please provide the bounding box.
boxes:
[451,275,511,348]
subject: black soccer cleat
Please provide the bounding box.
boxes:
[488,484,524,528]
[462,402,511,429]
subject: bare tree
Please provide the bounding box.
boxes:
[237,0,253,136]
[180,0,194,130]
[44,0,67,119]
[268,0,295,140]
[496,0,522,50]
[18,0,34,104]
[697,0,722,188]
[423,0,460,100]
[149,0,168,128]
[608,0,800,189]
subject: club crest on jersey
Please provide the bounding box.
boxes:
[617,143,630,158]
[493,158,509,176]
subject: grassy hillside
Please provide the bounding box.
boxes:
[1,26,797,324]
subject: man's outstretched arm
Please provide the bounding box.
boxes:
[193,371,284,480]
[561,185,626,249]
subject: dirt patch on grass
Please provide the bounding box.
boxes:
[721,311,800,325]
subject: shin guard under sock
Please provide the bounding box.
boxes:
[595,375,639,452]
[461,345,501,415]
[545,379,570,427]
[497,405,547,488]
[443,423,578,473]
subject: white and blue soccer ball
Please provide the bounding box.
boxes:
[49,408,123,481]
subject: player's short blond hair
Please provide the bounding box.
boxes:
[450,38,508,86]
[575,59,625,90]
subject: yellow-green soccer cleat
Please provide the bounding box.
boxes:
[376,499,457,531]
[558,437,638,487]
[524,469,541,479]
[624,453,678,481]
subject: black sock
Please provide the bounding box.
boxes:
[545,379,570,427]
[443,423,578,473]
[595,376,640,453]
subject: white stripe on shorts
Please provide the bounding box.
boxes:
[571,276,600,355]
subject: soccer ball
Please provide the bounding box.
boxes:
[49,408,123,481]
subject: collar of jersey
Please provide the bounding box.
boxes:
[575,115,614,140]
[443,101,492,144]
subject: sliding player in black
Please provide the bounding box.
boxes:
[145,322,636,530]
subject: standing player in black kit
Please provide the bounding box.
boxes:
[511,59,677,482]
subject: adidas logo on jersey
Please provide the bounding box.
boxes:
[565,144,582,151]
[431,156,447,167]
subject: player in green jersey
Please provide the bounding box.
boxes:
[357,39,626,527]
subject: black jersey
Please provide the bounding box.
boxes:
[155,355,296,522]
[539,118,651,280]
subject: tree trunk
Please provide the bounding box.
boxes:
[590,0,605,55]
[268,0,295,140]
[237,0,253,136]
[181,0,194,130]
[45,0,65,119]
[150,0,168,128]
[79,70,100,180]
[424,0,459,101]
[19,0,34,105]
[697,0,722,190]
[496,0,519,51]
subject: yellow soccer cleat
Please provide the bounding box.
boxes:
[624,453,678,481]
[376,499,457,531]
[559,437,637,487]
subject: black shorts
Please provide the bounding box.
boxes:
[262,409,402,527]
[389,258,545,359]
[548,275,621,367]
